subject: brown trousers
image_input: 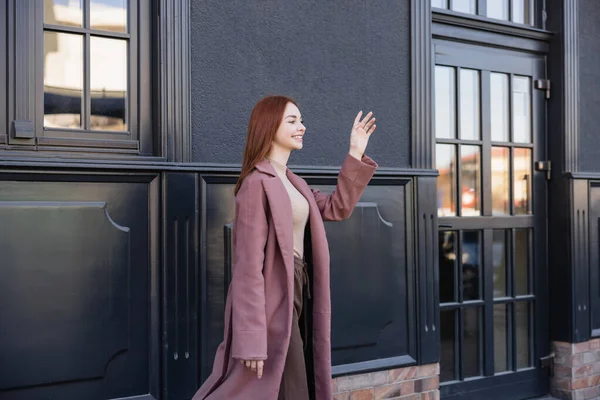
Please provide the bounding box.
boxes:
[278,256,311,400]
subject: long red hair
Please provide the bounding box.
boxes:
[234,95,298,195]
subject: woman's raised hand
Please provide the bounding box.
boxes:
[240,359,264,379]
[349,111,376,160]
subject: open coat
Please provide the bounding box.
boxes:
[192,154,377,400]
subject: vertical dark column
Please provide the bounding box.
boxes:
[7,0,36,145]
[0,0,7,145]
[164,173,200,399]
[546,0,586,343]
[160,0,192,162]
[416,176,440,364]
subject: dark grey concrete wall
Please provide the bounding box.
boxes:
[190,1,410,168]
[579,0,600,172]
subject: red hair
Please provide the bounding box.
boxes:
[234,95,298,195]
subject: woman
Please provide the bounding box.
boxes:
[192,96,377,400]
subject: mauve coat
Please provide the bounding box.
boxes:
[192,154,377,400]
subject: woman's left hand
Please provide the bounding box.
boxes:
[349,111,376,160]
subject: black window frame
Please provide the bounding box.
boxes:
[432,0,546,29]
[6,0,153,156]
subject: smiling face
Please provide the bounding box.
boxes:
[271,102,306,153]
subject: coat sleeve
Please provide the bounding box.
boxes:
[230,174,269,361]
[312,153,378,221]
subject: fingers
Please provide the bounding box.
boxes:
[353,111,363,127]
[360,111,373,127]
[364,116,376,131]
[367,124,376,135]
[257,360,264,379]
[241,359,264,379]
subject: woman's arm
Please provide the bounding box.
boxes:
[230,174,269,362]
[312,153,377,221]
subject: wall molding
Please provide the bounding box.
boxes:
[160,0,192,162]
[411,0,433,169]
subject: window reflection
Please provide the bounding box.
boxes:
[512,0,533,25]
[515,302,531,369]
[463,307,481,377]
[460,145,481,216]
[492,147,510,215]
[515,229,530,295]
[437,144,457,216]
[432,0,447,8]
[491,73,509,142]
[452,0,476,14]
[439,231,457,303]
[493,304,509,373]
[462,231,481,301]
[486,0,508,21]
[435,66,456,139]
[459,69,480,140]
[91,37,127,131]
[44,31,83,129]
[513,148,532,214]
[492,230,507,298]
[44,0,83,27]
[91,0,128,33]
[513,76,531,143]
[440,310,456,382]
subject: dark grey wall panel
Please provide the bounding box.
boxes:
[190,0,410,168]
[0,174,159,400]
[579,0,600,172]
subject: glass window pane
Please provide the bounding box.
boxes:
[512,0,533,25]
[463,307,481,378]
[513,76,531,143]
[486,0,509,20]
[44,31,83,129]
[459,69,480,140]
[515,302,531,369]
[460,145,481,216]
[515,229,530,296]
[491,73,509,142]
[437,144,457,217]
[492,147,510,215]
[432,0,448,8]
[494,304,509,373]
[452,0,476,14]
[435,66,456,139]
[440,231,457,303]
[462,231,481,301]
[493,230,507,298]
[90,37,127,131]
[44,0,83,27]
[440,310,456,382]
[91,0,128,33]
[513,148,532,215]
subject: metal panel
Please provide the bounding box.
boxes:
[0,172,160,400]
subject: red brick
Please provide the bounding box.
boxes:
[583,386,600,399]
[587,374,600,386]
[552,377,572,390]
[590,339,600,350]
[554,341,574,354]
[394,395,421,400]
[389,367,417,383]
[334,393,351,400]
[370,371,389,386]
[574,365,593,377]
[575,342,591,354]
[421,390,441,400]
[416,364,439,378]
[337,374,376,392]
[350,388,374,400]
[554,365,573,377]
[373,381,414,399]
[414,376,440,392]
[572,377,589,389]
[571,353,585,367]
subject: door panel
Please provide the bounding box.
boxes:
[435,43,548,400]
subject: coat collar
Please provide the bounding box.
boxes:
[254,158,278,177]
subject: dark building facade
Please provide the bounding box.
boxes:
[1,1,599,399]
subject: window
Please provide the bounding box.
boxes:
[37,0,152,154]
[432,0,541,28]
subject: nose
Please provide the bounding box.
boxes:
[299,123,306,132]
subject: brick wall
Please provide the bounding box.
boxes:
[552,339,600,400]
[332,363,440,400]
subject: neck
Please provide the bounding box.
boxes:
[266,147,291,167]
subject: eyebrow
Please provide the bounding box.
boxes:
[285,115,303,119]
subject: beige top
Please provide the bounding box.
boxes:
[267,158,310,259]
